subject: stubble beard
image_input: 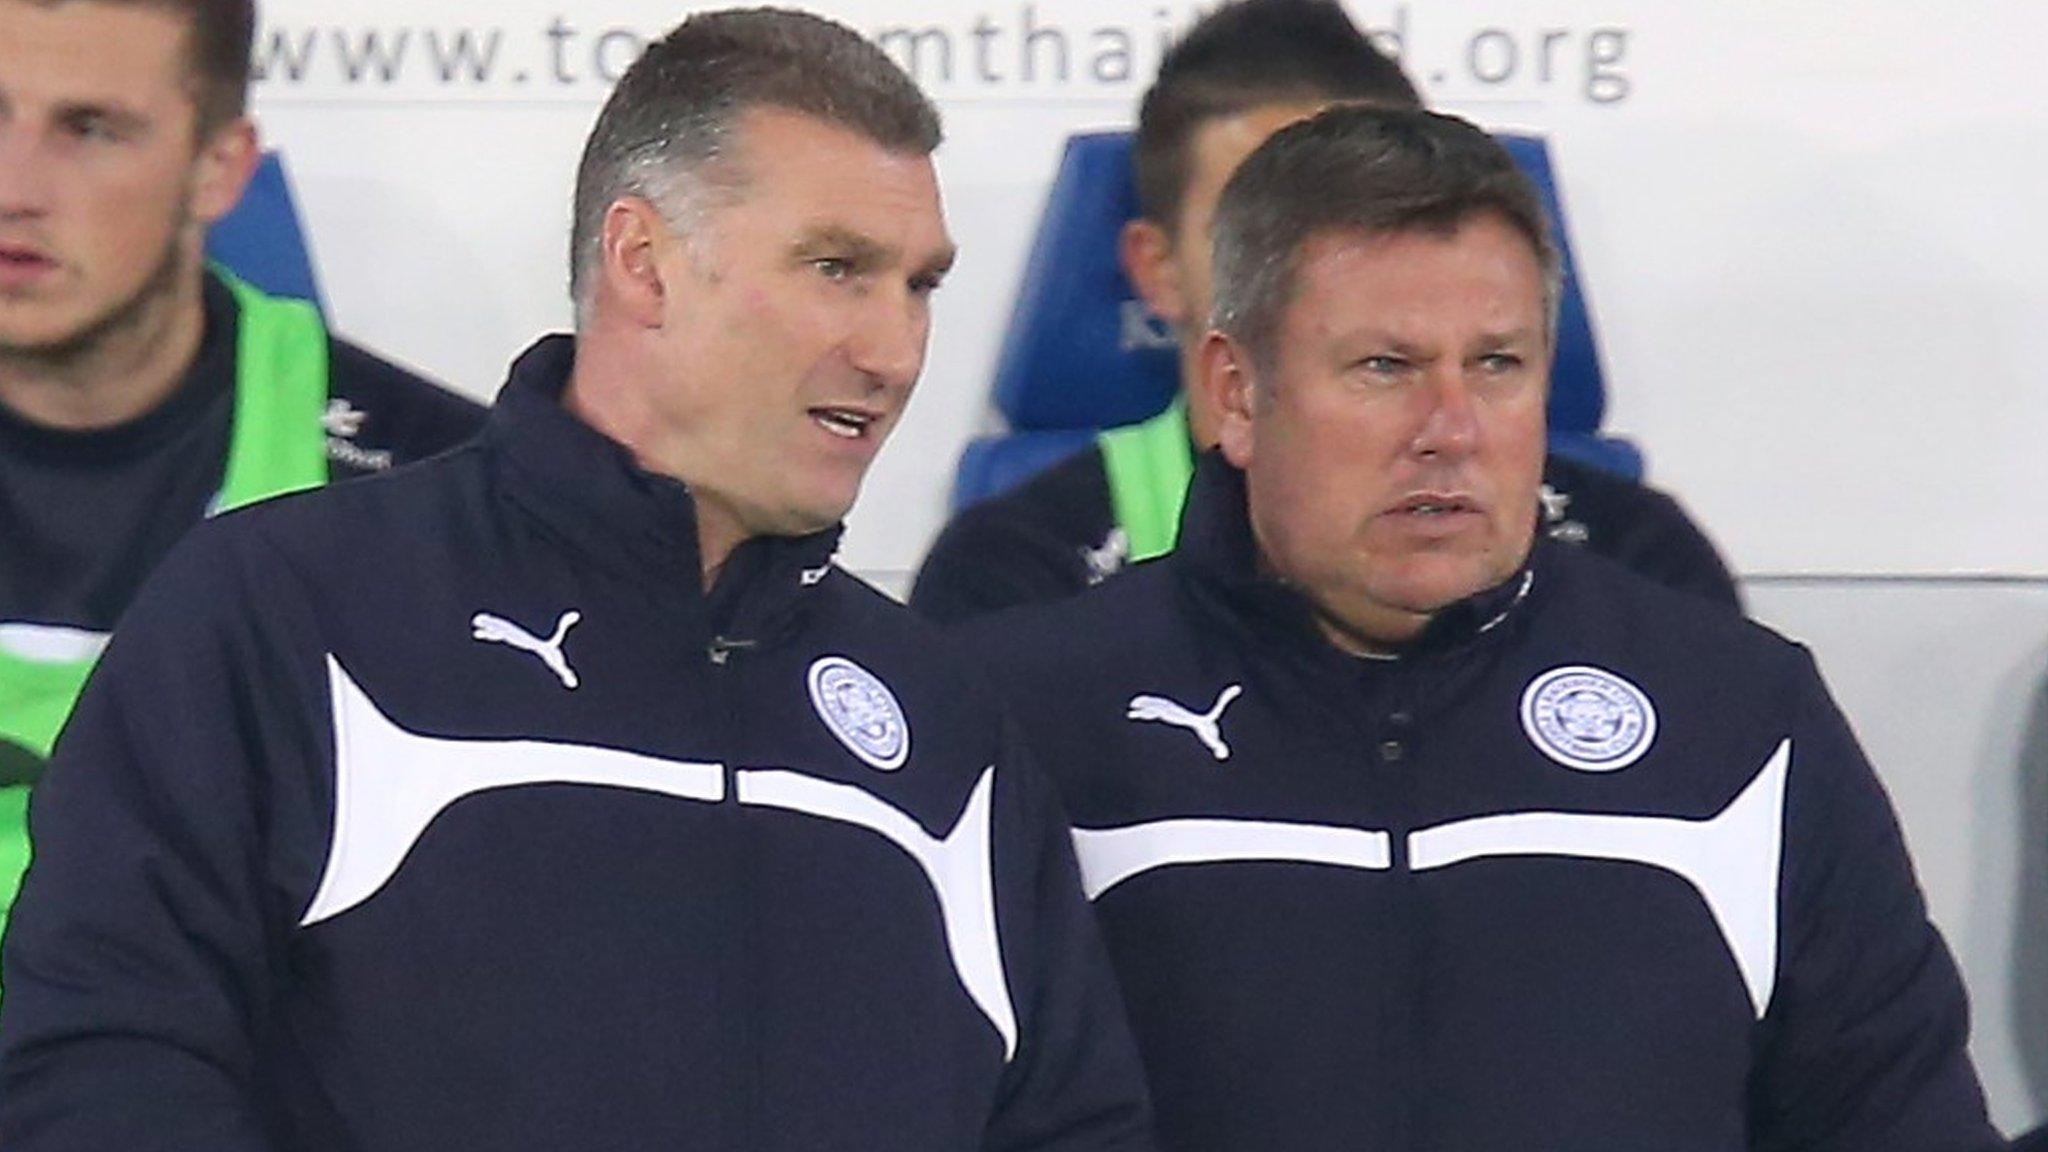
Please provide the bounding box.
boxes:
[0,202,197,377]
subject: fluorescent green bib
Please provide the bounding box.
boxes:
[0,270,329,944]
[1097,398,1193,564]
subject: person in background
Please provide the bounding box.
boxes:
[911,0,1739,624]
[0,0,484,933]
[969,104,1999,1152]
[0,9,1152,1151]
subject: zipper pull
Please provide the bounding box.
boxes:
[707,636,757,666]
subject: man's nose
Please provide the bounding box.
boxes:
[1411,367,1480,459]
[0,126,56,219]
[848,293,927,390]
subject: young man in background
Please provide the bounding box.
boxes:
[0,0,483,932]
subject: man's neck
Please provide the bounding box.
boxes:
[693,506,747,593]
[563,336,745,594]
[1310,601,1426,660]
[0,271,208,432]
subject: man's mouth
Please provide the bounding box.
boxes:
[0,243,56,272]
[1391,493,1479,518]
[810,406,880,440]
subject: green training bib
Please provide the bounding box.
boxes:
[1098,398,1194,564]
[0,269,329,947]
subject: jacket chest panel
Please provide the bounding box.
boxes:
[309,589,1022,1064]
[1071,645,1788,1034]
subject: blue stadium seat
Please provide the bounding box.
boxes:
[952,130,1641,512]
[204,150,325,311]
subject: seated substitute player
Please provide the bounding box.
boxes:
[0,10,1152,1151]
[969,105,2000,1152]
[0,0,483,930]
[912,0,1739,623]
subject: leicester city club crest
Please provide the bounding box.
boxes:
[1519,665,1657,773]
[808,655,910,772]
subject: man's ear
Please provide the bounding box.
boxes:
[1197,331,1257,469]
[598,197,673,328]
[1118,217,1191,330]
[190,116,260,226]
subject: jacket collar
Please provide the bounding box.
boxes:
[483,334,842,640]
[1173,450,1538,663]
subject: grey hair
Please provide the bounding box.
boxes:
[568,7,942,322]
[1209,106,1561,372]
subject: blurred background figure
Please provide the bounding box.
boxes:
[0,0,483,936]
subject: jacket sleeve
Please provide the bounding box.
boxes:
[1748,650,2001,1152]
[0,525,324,1151]
[1545,458,1744,612]
[909,504,1094,626]
[324,332,486,476]
[982,724,1156,1152]
[1617,487,1744,613]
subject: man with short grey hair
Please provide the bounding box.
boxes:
[911,0,1741,623]
[973,105,1999,1151]
[0,10,1153,1151]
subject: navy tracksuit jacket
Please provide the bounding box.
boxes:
[0,336,1153,1152]
[969,454,2001,1152]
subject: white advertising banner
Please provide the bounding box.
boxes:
[250,1,2048,583]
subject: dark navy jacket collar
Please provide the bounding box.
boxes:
[1173,450,1538,663]
[484,334,842,637]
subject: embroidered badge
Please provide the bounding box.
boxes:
[1519,665,1656,772]
[1080,528,1131,586]
[809,656,910,771]
[324,398,394,471]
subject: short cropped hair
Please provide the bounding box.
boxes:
[1210,106,1560,370]
[26,0,255,135]
[568,7,942,312]
[1133,0,1421,232]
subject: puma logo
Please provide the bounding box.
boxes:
[471,610,582,689]
[1126,684,1244,761]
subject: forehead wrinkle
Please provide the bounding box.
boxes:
[1310,315,1544,354]
[0,22,201,141]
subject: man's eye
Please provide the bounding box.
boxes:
[63,113,119,141]
[908,272,944,298]
[1359,356,1407,374]
[812,258,853,281]
[1478,353,1525,373]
